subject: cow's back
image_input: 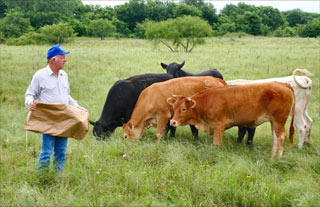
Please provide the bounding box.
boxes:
[135,76,226,114]
[193,82,294,127]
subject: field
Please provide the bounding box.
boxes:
[1,36,319,206]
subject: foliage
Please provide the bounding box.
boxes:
[6,32,47,45]
[111,17,130,37]
[145,15,212,52]
[68,19,88,37]
[237,11,262,35]
[297,17,320,37]
[4,0,81,29]
[39,23,75,44]
[0,9,32,38]
[88,19,116,40]
[273,26,297,37]
[0,0,319,41]
[258,6,285,31]
[284,9,308,27]
[173,4,202,17]
[114,0,147,32]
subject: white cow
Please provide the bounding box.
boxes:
[227,69,313,149]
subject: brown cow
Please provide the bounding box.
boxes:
[122,76,226,143]
[168,82,295,157]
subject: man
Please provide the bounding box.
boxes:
[25,44,87,172]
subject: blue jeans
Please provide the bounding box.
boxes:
[38,134,68,172]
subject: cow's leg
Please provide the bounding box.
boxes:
[304,109,313,144]
[270,123,278,158]
[190,125,198,139]
[247,128,256,145]
[213,125,225,146]
[275,125,287,157]
[155,116,170,143]
[237,126,247,143]
[165,122,176,137]
[293,108,307,149]
[304,91,313,144]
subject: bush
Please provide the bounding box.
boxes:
[6,32,47,45]
[39,22,76,44]
[5,23,76,45]
[273,27,297,37]
[88,19,116,40]
[0,9,33,38]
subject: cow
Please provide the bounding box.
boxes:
[227,69,313,148]
[89,73,175,139]
[168,82,295,157]
[161,61,224,80]
[122,76,227,143]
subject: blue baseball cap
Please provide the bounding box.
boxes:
[47,44,70,60]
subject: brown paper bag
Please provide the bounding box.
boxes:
[24,102,89,140]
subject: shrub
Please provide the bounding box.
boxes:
[6,32,47,45]
[39,22,76,44]
[88,19,116,40]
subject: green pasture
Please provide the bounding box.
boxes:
[0,37,319,206]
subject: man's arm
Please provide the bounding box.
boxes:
[25,74,40,111]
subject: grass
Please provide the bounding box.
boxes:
[0,36,319,206]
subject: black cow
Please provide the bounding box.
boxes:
[161,61,224,79]
[161,61,255,145]
[90,73,173,139]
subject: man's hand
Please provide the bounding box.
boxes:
[77,106,88,112]
[28,100,37,111]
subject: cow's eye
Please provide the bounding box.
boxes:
[181,108,186,112]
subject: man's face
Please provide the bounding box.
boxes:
[54,55,67,69]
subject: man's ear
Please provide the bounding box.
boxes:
[167,96,177,105]
[187,97,196,108]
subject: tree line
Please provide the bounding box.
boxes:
[0,0,319,46]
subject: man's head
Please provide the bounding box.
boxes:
[47,44,70,69]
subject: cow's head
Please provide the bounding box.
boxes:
[167,95,196,127]
[122,121,141,141]
[161,61,185,77]
[90,120,111,140]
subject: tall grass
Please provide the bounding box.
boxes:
[1,36,319,206]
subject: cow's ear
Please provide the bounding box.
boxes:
[179,61,185,70]
[187,98,196,108]
[161,63,167,69]
[167,97,177,105]
[128,122,134,130]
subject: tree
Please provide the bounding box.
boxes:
[258,6,285,31]
[0,9,32,38]
[297,17,320,37]
[144,15,212,52]
[88,19,116,40]
[173,4,202,17]
[284,9,307,27]
[115,0,147,32]
[237,11,262,35]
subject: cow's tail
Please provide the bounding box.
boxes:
[293,69,313,89]
[289,87,295,146]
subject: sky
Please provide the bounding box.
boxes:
[82,0,320,14]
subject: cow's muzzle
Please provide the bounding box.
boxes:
[170,119,179,127]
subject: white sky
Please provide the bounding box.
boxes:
[82,0,320,14]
